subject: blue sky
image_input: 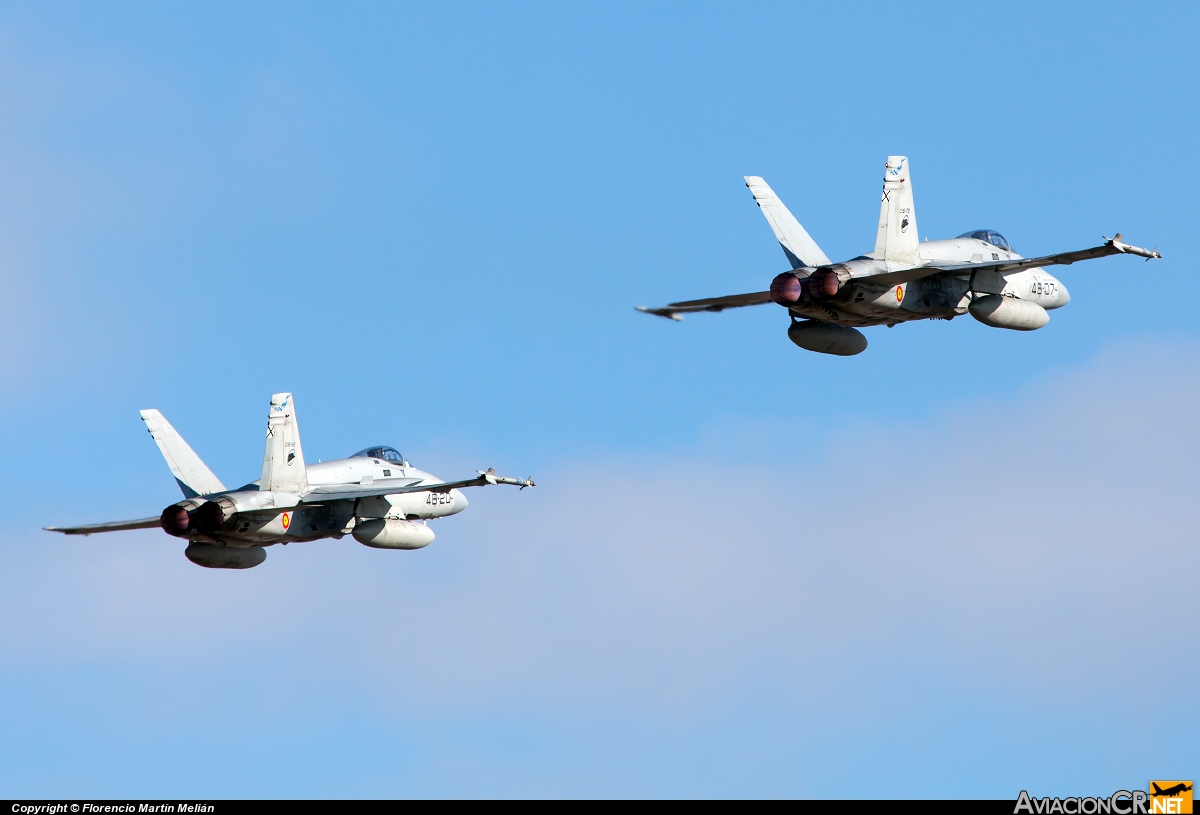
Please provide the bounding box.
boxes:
[0,0,1196,798]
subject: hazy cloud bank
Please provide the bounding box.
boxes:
[0,340,1196,797]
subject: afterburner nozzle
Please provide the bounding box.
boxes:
[770,272,803,305]
[160,505,192,537]
[192,499,235,535]
[811,269,840,297]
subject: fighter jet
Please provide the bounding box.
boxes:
[637,156,1161,355]
[46,393,534,569]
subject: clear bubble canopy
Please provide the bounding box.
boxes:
[352,446,407,465]
[958,229,1011,252]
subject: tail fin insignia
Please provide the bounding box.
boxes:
[261,392,309,495]
[873,156,920,266]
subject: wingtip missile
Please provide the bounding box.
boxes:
[476,468,536,488]
[1105,234,1162,260]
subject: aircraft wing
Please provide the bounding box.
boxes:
[636,291,773,320]
[45,517,162,536]
[860,235,1162,286]
[299,469,535,503]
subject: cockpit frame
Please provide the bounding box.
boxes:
[351,446,408,466]
[958,229,1011,252]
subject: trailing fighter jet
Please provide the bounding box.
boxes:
[637,156,1161,355]
[46,393,534,569]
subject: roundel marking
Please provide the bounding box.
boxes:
[895,285,903,303]
[282,512,290,530]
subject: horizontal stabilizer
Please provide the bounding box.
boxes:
[45,517,161,536]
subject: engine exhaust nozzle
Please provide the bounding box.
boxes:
[770,272,803,305]
[160,504,193,537]
[809,269,840,297]
[192,499,236,535]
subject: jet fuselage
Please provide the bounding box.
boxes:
[778,237,1069,328]
[172,454,468,547]
[636,157,1158,355]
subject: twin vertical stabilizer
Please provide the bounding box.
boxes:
[744,176,832,269]
[873,156,920,265]
[261,392,309,495]
[747,158,919,268]
[140,409,226,498]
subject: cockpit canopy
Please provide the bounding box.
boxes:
[958,229,1011,252]
[352,446,407,465]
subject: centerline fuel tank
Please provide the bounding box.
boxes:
[184,542,267,569]
[787,320,868,356]
[352,518,435,550]
[968,295,1049,331]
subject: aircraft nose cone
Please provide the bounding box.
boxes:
[1056,282,1070,307]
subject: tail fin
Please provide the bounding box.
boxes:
[873,156,920,265]
[744,176,831,268]
[261,392,308,494]
[140,409,227,498]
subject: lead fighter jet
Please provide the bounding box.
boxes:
[46,393,534,569]
[638,156,1161,355]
